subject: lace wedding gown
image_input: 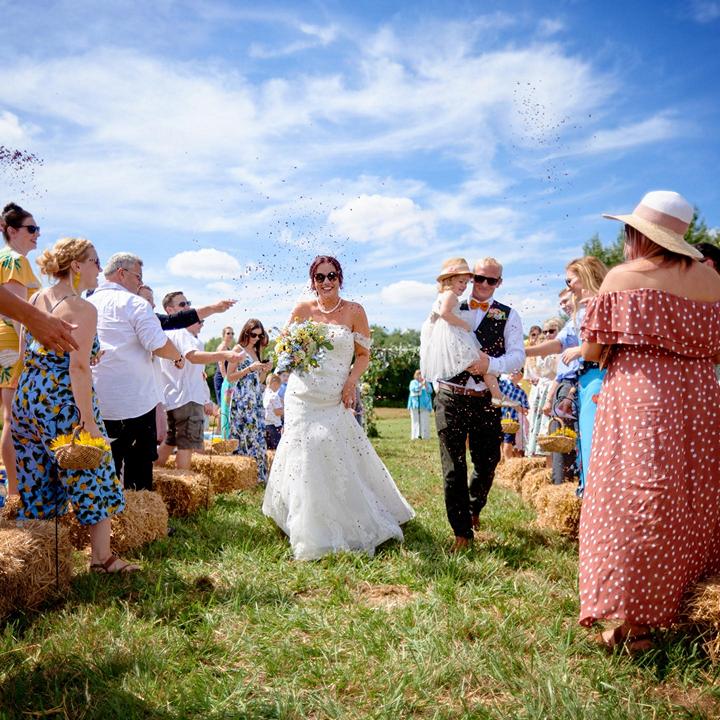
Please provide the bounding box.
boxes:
[262,323,415,560]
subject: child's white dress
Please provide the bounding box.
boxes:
[420,290,481,384]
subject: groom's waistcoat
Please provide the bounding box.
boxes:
[448,299,511,385]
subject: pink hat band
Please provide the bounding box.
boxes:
[633,203,689,236]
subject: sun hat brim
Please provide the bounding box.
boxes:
[436,270,473,282]
[603,213,703,260]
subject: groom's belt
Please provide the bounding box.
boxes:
[437,381,492,400]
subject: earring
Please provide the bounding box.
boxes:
[72,272,81,291]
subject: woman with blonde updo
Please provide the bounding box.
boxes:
[0,202,42,496]
[12,238,136,574]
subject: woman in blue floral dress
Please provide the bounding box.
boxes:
[12,237,137,574]
[227,319,272,483]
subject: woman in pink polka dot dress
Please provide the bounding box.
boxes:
[579,191,720,653]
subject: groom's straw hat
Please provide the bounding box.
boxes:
[436,258,473,282]
[603,190,703,260]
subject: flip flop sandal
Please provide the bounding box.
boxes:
[90,554,140,574]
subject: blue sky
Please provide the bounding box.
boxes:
[1,0,718,340]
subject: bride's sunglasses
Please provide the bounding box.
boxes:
[314,272,338,283]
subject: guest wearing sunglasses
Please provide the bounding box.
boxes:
[226,319,272,483]
[156,291,235,332]
[525,257,608,488]
[0,202,42,497]
[524,318,562,460]
[213,326,235,405]
[89,253,185,491]
[429,257,526,552]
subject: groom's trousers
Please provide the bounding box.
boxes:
[434,385,503,539]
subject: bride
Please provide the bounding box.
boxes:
[262,255,415,560]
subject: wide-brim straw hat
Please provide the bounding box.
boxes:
[436,258,473,282]
[603,190,703,260]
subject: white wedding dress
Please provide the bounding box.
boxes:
[262,323,415,560]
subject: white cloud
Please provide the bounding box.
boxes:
[167,248,242,279]
[576,113,682,155]
[379,280,436,306]
[329,194,435,245]
[538,18,565,36]
[0,111,35,144]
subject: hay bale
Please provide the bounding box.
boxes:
[495,457,546,493]
[202,438,239,455]
[0,494,22,521]
[110,490,168,555]
[187,455,259,493]
[521,468,553,506]
[58,510,91,550]
[153,468,215,517]
[0,519,73,618]
[535,483,582,539]
[683,577,720,661]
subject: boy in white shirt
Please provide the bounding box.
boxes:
[155,321,243,470]
[263,373,284,450]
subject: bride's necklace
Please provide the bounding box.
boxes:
[317,297,343,314]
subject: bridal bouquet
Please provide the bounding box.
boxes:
[274,319,334,374]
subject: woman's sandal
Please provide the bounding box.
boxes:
[90,554,141,574]
[594,625,655,656]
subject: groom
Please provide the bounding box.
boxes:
[432,257,525,551]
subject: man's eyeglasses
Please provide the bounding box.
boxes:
[314,272,338,283]
[122,268,143,282]
[177,300,192,308]
[473,274,500,286]
[20,225,40,234]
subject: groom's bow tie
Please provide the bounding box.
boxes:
[469,299,490,311]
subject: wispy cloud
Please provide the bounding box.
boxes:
[689,1,720,22]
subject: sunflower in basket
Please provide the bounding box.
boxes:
[500,418,520,434]
[537,426,577,453]
[50,428,111,470]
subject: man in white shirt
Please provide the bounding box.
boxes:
[89,253,185,491]
[427,257,525,551]
[155,292,244,470]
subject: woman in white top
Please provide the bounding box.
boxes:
[262,256,415,560]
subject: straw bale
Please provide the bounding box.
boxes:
[110,490,168,555]
[203,438,239,455]
[186,454,259,493]
[58,510,91,550]
[0,519,73,618]
[535,483,582,539]
[495,457,546,493]
[682,577,720,661]
[153,468,215,517]
[0,494,22,521]
[521,468,553,506]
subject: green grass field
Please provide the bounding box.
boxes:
[1,409,719,719]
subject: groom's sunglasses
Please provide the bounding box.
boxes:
[473,274,500,286]
[314,272,338,283]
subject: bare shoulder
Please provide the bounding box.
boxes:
[598,263,646,293]
[345,301,370,332]
[289,300,314,321]
[58,295,97,322]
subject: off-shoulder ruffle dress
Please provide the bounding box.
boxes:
[579,289,720,627]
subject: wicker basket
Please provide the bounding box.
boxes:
[500,419,520,434]
[204,438,239,455]
[537,433,576,454]
[53,425,107,470]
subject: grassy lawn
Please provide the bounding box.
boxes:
[1,409,719,719]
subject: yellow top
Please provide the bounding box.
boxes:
[0,246,41,351]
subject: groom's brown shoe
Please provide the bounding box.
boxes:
[450,536,472,553]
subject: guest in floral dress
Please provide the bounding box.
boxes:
[227,319,272,483]
[580,191,720,653]
[12,237,136,574]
